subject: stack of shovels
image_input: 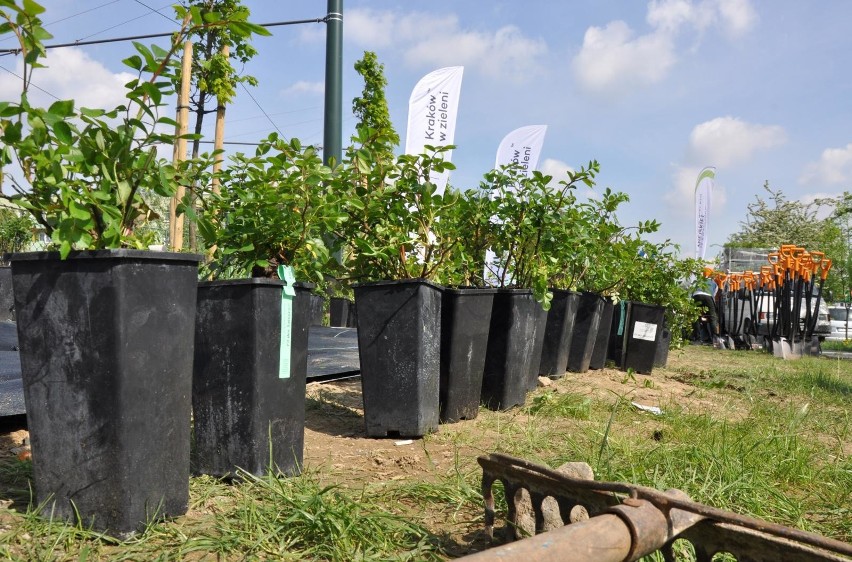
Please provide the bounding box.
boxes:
[703,245,832,358]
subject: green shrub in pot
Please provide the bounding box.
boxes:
[188,134,344,283]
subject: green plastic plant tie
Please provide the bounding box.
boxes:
[278,265,297,379]
[617,300,627,336]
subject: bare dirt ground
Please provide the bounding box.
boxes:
[299,345,740,486]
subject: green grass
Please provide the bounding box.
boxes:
[822,340,852,352]
[0,346,848,558]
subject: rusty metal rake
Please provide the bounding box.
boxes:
[457,453,852,562]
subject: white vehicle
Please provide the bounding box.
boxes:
[827,305,851,342]
[722,291,832,342]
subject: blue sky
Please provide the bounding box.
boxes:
[2,0,851,257]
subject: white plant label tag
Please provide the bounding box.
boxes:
[278,265,296,379]
[633,321,657,342]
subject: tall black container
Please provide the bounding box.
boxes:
[621,302,665,374]
[538,290,580,378]
[653,317,671,368]
[193,279,312,478]
[0,266,13,321]
[330,297,356,327]
[566,292,604,373]
[527,300,549,390]
[481,289,538,410]
[354,279,442,437]
[9,250,200,536]
[608,300,627,365]
[440,287,495,423]
[589,298,616,370]
[309,293,325,326]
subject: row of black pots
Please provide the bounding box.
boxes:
[535,291,669,380]
[352,281,558,438]
[8,251,314,536]
[7,249,671,535]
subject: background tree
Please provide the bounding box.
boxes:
[829,191,852,302]
[351,51,399,164]
[0,208,33,260]
[177,0,268,249]
[725,182,848,300]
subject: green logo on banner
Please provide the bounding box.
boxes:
[278,265,296,379]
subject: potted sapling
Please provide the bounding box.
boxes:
[432,187,497,423]
[332,129,459,437]
[0,2,266,535]
[534,162,599,378]
[478,164,555,409]
[186,134,342,478]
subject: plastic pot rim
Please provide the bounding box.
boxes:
[443,286,498,295]
[353,278,444,291]
[198,278,315,290]
[6,249,202,264]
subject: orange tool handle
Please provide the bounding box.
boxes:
[820,259,833,280]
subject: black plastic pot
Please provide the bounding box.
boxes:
[654,317,671,368]
[481,289,538,410]
[354,279,442,437]
[566,292,604,373]
[193,279,313,478]
[440,287,495,423]
[330,296,357,327]
[621,302,665,374]
[0,266,13,321]
[309,293,325,326]
[538,290,580,378]
[9,250,200,536]
[589,298,616,370]
[527,300,549,389]
[608,300,630,366]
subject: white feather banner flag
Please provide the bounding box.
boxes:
[695,166,715,260]
[404,66,464,195]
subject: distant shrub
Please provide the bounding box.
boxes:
[0,208,33,258]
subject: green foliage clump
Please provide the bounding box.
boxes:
[0,209,32,256]
[190,135,343,282]
[0,0,267,258]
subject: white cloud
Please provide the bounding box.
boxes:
[540,158,574,180]
[799,143,852,186]
[647,0,715,32]
[571,21,676,94]
[572,0,756,94]
[282,81,325,96]
[343,8,547,82]
[716,0,758,35]
[687,116,786,167]
[0,48,134,110]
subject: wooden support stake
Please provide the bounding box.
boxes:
[169,39,193,251]
[211,45,228,195]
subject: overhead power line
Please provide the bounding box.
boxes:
[0,17,327,55]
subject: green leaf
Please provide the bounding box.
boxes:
[22,0,45,16]
[122,55,144,71]
[58,240,72,259]
[2,121,22,143]
[116,180,131,204]
[52,121,72,144]
[68,201,91,221]
[80,107,105,118]
[47,99,74,118]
